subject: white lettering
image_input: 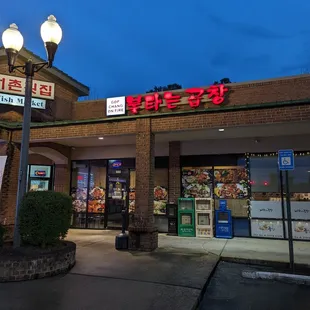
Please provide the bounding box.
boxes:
[0,93,46,109]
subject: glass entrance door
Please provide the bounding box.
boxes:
[106,175,128,229]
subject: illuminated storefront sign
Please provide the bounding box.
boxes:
[0,93,46,109]
[126,84,229,114]
[106,96,126,116]
[0,74,55,100]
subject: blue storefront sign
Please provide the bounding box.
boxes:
[215,200,233,239]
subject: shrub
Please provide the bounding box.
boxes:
[0,224,6,246]
[19,191,73,248]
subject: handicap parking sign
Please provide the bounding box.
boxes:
[278,149,294,171]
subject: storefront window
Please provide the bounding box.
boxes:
[250,157,279,192]
[154,168,168,215]
[284,156,310,193]
[128,168,169,215]
[87,161,106,229]
[71,161,89,228]
[182,167,213,198]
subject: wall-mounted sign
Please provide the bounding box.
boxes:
[125,84,229,115]
[250,201,283,219]
[111,160,122,169]
[251,219,284,239]
[0,93,46,109]
[29,165,51,178]
[34,170,47,177]
[0,74,55,100]
[106,96,126,116]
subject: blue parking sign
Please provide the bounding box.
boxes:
[278,149,294,171]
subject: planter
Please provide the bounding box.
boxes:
[0,241,76,282]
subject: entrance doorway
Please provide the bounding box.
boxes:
[106,174,129,229]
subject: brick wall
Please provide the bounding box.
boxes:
[72,99,106,120]
[129,118,158,251]
[169,141,181,203]
[54,164,70,194]
[28,154,53,165]
[70,75,310,121]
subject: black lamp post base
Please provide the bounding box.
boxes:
[115,233,129,250]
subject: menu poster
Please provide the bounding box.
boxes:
[214,167,248,199]
[182,167,213,198]
[250,201,283,219]
[128,186,168,215]
[285,221,310,240]
[284,202,310,221]
[154,186,168,215]
[0,156,7,190]
[71,187,87,213]
[88,186,105,213]
[251,219,284,239]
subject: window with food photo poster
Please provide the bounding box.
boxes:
[154,186,168,215]
[214,167,248,199]
[182,167,213,198]
[128,169,169,215]
[88,186,105,213]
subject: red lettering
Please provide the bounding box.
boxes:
[145,93,162,111]
[39,84,52,97]
[185,88,205,108]
[163,92,180,109]
[126,96,142,114]
[32,82,37,95]
[8,79,23,92]
[207,84,228,105]
[0,77,6,90]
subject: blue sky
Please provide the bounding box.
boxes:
[1,0,310,99]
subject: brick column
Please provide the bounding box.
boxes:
[129,118,158,251]
[54,163,70,194]
[0,142,20,240]
[169,141,181,203]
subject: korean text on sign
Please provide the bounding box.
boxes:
[0,74,55,100]
[126,84,228,114]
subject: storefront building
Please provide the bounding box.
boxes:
[1,47,310,250]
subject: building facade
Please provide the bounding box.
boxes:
[1,48,310,250]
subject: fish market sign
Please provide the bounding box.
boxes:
[0,93,46,110]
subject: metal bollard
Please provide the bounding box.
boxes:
[115,207,129,250]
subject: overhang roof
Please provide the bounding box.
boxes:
[0,47,89,97]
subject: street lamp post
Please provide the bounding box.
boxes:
[1,15,62,248]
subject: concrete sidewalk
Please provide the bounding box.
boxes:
[159,234,310,265]
[66,229,218,310]
[63,229,310,309]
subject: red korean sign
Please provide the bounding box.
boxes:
[0,74,55,100]
[126,84,228,114]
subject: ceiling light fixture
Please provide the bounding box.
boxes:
[98,137,104,140]
[218,128,224,132]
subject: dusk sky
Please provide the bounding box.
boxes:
[1,0,310,99]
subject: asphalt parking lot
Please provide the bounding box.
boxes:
[199,261,310,310]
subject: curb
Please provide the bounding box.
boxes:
[242,270,310,285]
[191,258,220,310]
[220,256,310,275]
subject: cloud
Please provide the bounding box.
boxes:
[208,15,290,39]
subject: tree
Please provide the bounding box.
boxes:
[146,83,182,93]
[213,78,232,85]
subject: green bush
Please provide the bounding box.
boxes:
[19,191,73,248]
[0,224,6,246]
